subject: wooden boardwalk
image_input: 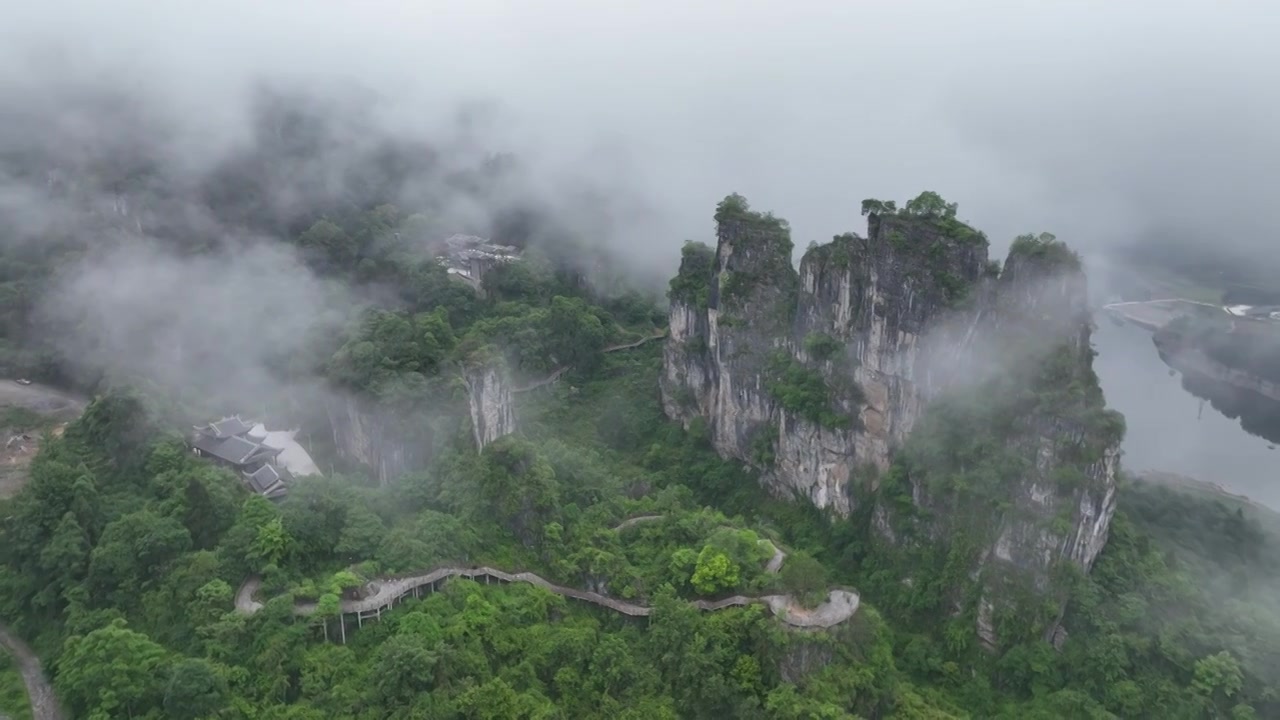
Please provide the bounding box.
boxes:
[235,564,858,640]
[235,510,858,643]
[233,431,861,643]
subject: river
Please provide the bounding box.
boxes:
[1091,315,1280,508]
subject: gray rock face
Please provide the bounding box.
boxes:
[327,363,519,483]
[668,206,795,456]
[873,245,1120,647]
[662,204,1122,646]
[326,396,431,486]
[465,364,517,451]
[663,211,992,514]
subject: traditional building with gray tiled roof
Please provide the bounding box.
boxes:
[189,415,291,500]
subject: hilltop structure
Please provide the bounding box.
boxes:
[190,415,291,499]
[437,234,519,289]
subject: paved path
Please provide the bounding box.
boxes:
[763,541,786,574]
[1,380,88,499]
[0,624,65,720]
[249,424,321,477]
[601,331,668,353]
[610,514,664,532]
[512,367,569,394]
[0,380,86,419]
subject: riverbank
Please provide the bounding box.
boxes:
[1091,317,1280,509]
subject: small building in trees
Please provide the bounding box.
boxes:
[244,463,291,500]
[189,415,290,500]
[438,234,520,289]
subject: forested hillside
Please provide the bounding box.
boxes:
[1,221,1276,717]
[0,93,1276,719]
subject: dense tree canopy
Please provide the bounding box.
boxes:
[0,184,1275,719]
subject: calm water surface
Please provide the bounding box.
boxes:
[1091,316,1280,508]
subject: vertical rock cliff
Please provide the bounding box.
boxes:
[867,238,1124,648]
[327,361,519,483]
[662,194,1125,646]
[662,194,797,472]
[326,396,436,486]
[464,363,517,451]
[662,195,992,512]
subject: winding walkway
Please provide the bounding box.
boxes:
[0,623,64,720]
[235,566,857,630]
[234,511,838,636]
[512,330,667,394]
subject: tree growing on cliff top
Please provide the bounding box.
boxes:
[860,198,898,216]
[714,193,790,236]
[1009,232,1082,271]
[903,191,958,219]
[668,241,715,309]
[781,551,828,608]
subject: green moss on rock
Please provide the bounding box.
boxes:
[1008,232,1081,272]
[668,241,715,308]
[765,352,852,429]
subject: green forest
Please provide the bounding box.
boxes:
[1,189,1278,719]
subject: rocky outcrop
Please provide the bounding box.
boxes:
[662,196,1124,647]
[331,331,671,482]
[662,198,992,514]
[663,196,795,462]
[944,253,1122,592]
[327,363,521,482]
[465,364,516,451]
[326,396,434,486]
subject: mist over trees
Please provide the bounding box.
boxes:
[0,3,1279,719]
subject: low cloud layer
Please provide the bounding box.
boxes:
[34,236,353,416]
[3,1,1278,490]
[7,1,1276,260]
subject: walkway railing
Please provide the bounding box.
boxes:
[235,563,859,639]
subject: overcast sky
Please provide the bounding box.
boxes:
[4,0,1277,271]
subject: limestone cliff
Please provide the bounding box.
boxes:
[464,364,517,451]
[870,241,1124,648]
[662,194,796,473]
[327,362,518,483]
[662,195,1124,647]
[662,196,992,513]
[326,396,434,486]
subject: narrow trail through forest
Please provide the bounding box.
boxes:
[0,623,65,720]
[234,513,849,632]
